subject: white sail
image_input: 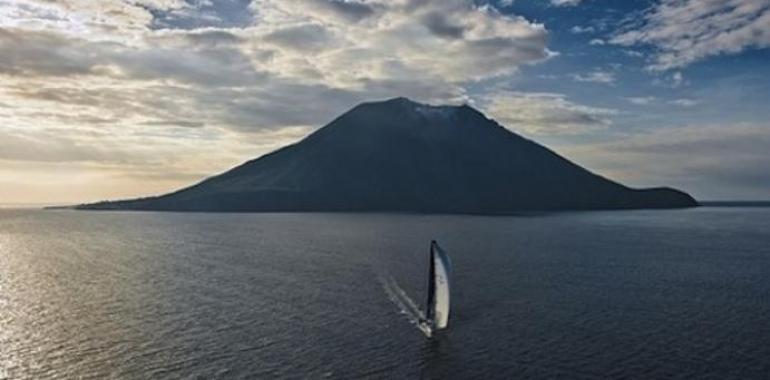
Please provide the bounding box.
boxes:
[427,240,451,331]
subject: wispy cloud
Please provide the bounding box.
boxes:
[624,96,656,105]
[611,0,770,70]
[551,0,582,7]
[560,123,770,199]
[571,70,616,84]
[570,25,594,34]
[668,98,700,107]
[483,91,617,135]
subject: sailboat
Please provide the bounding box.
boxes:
[418,240,452,338]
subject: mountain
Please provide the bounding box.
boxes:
[78,97,697,213]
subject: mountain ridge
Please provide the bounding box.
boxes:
[76,97,698,213]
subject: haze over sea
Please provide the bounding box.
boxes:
[1,207,769,379]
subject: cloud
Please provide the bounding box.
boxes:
[559,123,770,199]
[570,25,594,34]
[252,0,552,83]
[290,0,384,23]
[653,71,685,88]
[551,0,582,7]
[0,28,102,77]
[668,98,699,107]
[589,38,605,45]
[571,70,616,84]
[317,0,382,22]
[483,91,617,135]
[0,0,187,36]
[262,23,334,51]
[141,120,205,128]
[421,11,467,39]
[671,71,684,87]
[624,96,655,105]
[611,0,770,70]
[0,0,555,135]
[181,29,244,46]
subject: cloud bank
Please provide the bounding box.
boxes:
[1,0,767,203]
[0,0,558,203]
[0,0,553,132]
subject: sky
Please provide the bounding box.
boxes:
[0,0,768,205]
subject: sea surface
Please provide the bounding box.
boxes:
[1,208,769,379]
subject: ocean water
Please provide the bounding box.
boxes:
[1,208,769,379]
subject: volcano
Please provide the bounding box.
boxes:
[78,97,697,213]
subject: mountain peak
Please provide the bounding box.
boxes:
[383,96,418,105]
[363,96,469,110]
[355,97,477,122]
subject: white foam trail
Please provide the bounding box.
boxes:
[391,278,425,321]
[379,274,425,327]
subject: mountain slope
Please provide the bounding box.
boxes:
[78,97,697,212]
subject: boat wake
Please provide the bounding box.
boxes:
[379,274,425,328]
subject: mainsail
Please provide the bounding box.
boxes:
[423,240,451,335]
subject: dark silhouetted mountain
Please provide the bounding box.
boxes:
[77,97,697,213]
